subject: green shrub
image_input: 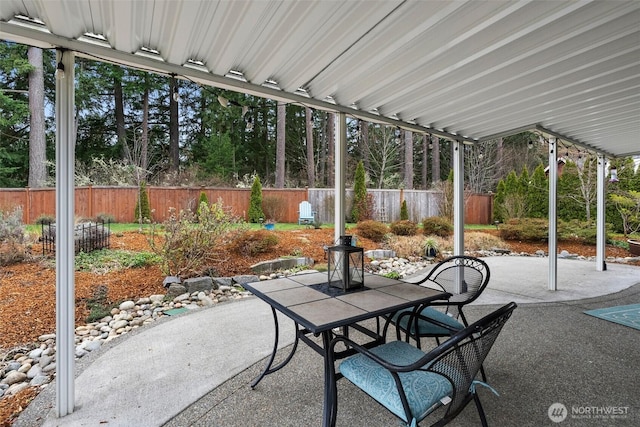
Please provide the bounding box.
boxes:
[96,213,116,224]
[352,161,371,222]
[421,216,453,237]
[248,176,265,223]
[356,220,388,242]
[499,218,548,241]
[35,214,55,225]
[196,192,209,220]
[400,200,409,221]
[0,207,27,266]
[148,199,247,278]
[390,220,417,236]
[558,219,610,245]
[228,229,279,256]
[134,182,152,223]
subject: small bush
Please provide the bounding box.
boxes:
[422,216,453,237]
[228,230,279,256]
[148,199,247,278]
[464,232,508,251]
[0,207,27,266]
[35,214,55,225]
[498,218,548,241]
[196,192,209,220]
[558,219,610,245]
[96,213,116,224]
[384,235,430,258]
[390,220,418,236]
[356,220,388,242]
[262,195,285,222]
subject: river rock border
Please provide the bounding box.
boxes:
[0,274,258,400]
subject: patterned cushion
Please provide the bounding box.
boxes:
[339,340,453,424]
[395,307,464,336]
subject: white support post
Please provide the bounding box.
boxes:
[547,136,558,291]
[452,140,464,257]
[596,154,606,271]
[453,140,464,294]
[55,49,75,417]
[334,112,346,244]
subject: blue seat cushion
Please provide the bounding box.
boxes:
[339,340,453,423]
[394,307,464,336]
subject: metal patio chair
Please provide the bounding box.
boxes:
[329,302,517,427]
[390,256,491,347]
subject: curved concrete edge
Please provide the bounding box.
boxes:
[32,298,295,427]
[403,256,640,305]
[476,256,640,304]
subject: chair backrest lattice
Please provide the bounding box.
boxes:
[422,302,516,421]
[299,201,313,218]
[429,256,490,306]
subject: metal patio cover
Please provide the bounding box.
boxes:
[1,0,639,157]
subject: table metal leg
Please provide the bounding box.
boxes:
[322,331,338,427]
[251,306,300,389]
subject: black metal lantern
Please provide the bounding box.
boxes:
[327,235,364,291]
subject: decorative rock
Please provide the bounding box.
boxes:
[150,294,165,304]
[84,340,103,352]
[42,363,56,373]
[2,371,27,385]
[232,275,259,285]
[6,362,21,372]
[38,334,56,342]
[30,375,50,386]
[119,300,135,310]
[173,293,190,303]
[111,319,128,330]
[163,276,181,288]
[28,348,43,359]
[183,276,213,293]
[167,284,187,298]
[6,382,29,396]
[27,365,42,379]
[212,277,232,288]
[38,355,53,369]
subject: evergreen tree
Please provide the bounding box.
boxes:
[400,200,409,220]
[196,191,209,220]
[248,175,265,223]
[527,164,548,218]
[134,182,152,223]
[494,179,507,222]
[352,161,368,222]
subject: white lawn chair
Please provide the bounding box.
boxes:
[298,201,316,224]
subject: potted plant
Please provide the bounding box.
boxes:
[264,219,276,231]
[424,237,438,258]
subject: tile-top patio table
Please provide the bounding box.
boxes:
[243,271,450,427]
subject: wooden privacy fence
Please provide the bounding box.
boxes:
[0,186,493,225]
